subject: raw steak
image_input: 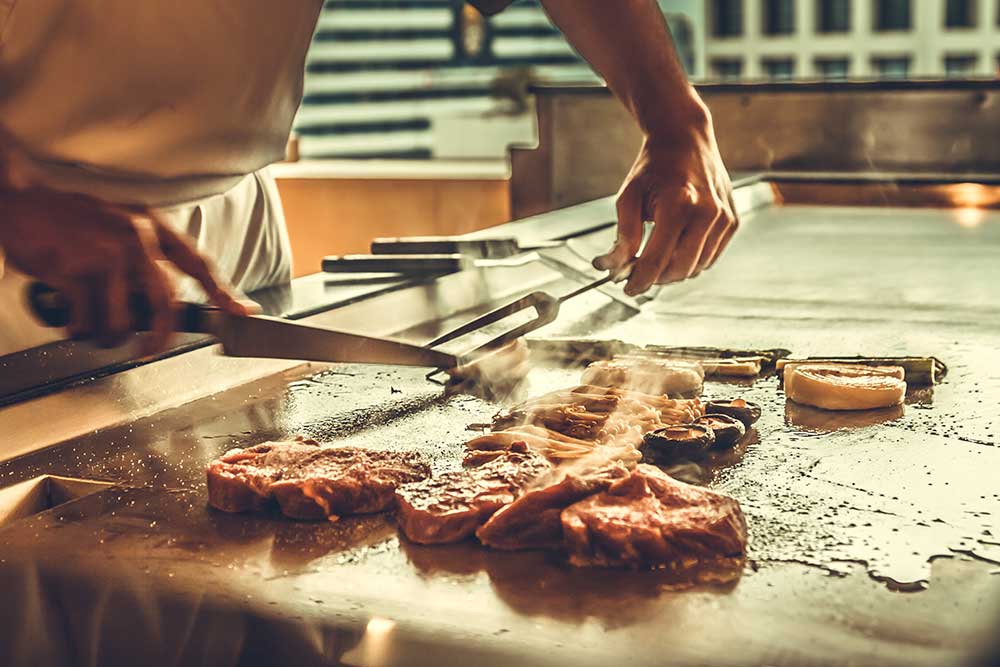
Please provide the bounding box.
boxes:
[207,439,430,520]
[561,464,747,568]
[395,443,551,545]
[475,461,630,550]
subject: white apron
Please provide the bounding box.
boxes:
[0,0,324,354]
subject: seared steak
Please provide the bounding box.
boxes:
[207,440,430,520]
[395,443,551,544]
[475,461,630,550]
[206,439,322,514]
[561,464,747,568]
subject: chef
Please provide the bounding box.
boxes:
[0,0,736,356]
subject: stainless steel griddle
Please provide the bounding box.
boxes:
[2,82,1000,667]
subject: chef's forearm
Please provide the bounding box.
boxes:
[538,0,707,136]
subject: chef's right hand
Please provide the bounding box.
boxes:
[0,186,252,353]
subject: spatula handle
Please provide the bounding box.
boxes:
[26,282,208,332]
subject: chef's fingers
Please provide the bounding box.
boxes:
[594,180,644,272]
[136,260,176,357]
[658,193,721,283]
[705,195,739,269]
[124,213,178,355]
[97,251,130,347]
[699,212,735,273]
[693,205,730,275]
[707,220,737,270]
[151,215,252,317]
[625,192,685,296]
[64,279,94,341]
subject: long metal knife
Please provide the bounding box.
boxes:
[26,283,457,369]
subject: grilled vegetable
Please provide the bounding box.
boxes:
[784,364,906,411]
[705,399,761,429]
[776,356,945,386]
[642,346,791,371]
[696,414,746,449]
[639,424,715,464]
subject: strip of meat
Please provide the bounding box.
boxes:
[395,443,552,545]
[465,426,596,461]
[570,384,704,412]
[492,403,609,441]
[207,440,430,520]
[475,461,631,550]
[561,464,747,568]
[489,393,702,451]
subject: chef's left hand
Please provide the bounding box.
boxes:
[593,101,738,296]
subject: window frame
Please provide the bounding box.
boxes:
[873,0,913,32]
[942,53,979,77]
[814,56,851,80]
[761,56,797,81]
[871,54,913,79]
[710,57,745,80]
[762,0,796,36]
[711,0,745,38]
[944,0,977,29]
[815,0,852,34]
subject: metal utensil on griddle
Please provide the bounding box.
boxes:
[321,253,537,275]
[26,282,458,369]
[324,250,641,312]
[370,235,562,259]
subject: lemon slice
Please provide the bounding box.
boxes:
[785,363,906,411]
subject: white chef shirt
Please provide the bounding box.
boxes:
[0,0,324,353]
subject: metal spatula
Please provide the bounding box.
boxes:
[26,282,458,369]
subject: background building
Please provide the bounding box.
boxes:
[704,0,1000,80]
[294,0,999,160]
[294,0,699,159]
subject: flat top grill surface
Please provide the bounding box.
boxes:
[1,203,998,667]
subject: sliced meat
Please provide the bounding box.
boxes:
[492,403,610,441]
[206,439,323,514]
[466,425,597,462]
[475,461,630,550]
[207,440,430,520]
[395,444,552,545]
[560,464,747,568]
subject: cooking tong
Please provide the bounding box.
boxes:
[424,262,634,360]
[323,233,639,351]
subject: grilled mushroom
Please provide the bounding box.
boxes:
[705,399,761,429]
[695,413,746,449]
[639,423,715,464]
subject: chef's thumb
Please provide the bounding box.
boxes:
[594,183,643,272]
[593,241,633,272]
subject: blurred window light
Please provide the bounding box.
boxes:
[815,57,850,80]
[762,57,796,81]
[711,57,744,80]
[872,55,911,79]
[944,53,978,77]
